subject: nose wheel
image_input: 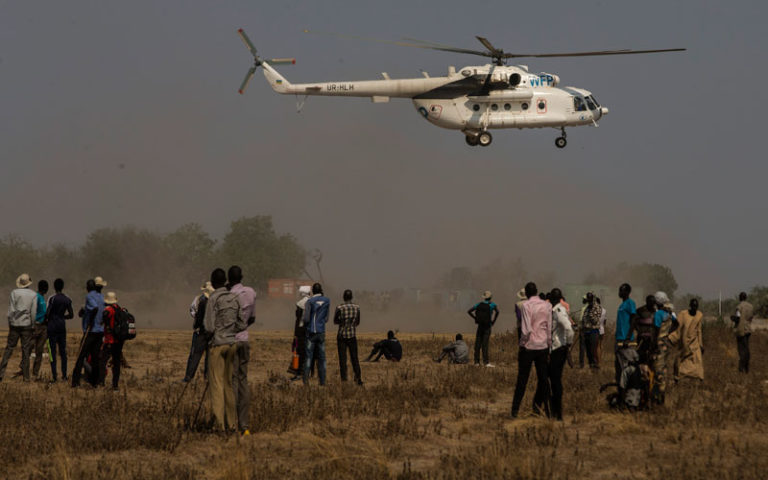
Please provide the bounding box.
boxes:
[465,131,492,147]
[555,128,567,148]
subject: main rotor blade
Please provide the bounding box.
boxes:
[267,58,296,65]
[304,29,492,57]
[238,66,256,95]
[502,48,686,59]
[475,36,500,55]
[237,28,258,58]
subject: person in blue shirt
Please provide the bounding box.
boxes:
[71,278,106,387]
[30,280,49,379]
[614,283,637,384]
[302,283,330,386]
[467,291,500,367]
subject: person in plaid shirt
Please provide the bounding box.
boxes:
[333,289,363,385]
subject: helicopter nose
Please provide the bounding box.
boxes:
[601,106,609,115]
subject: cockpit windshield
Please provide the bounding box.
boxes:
[585,96,596,110]
[587,95,600,109]
[573,96,586,112]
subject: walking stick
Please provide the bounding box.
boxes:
[191,380,210,430]
[170,378,191,418]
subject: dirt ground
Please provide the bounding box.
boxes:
[1,325,767,479]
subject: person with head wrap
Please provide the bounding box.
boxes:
[289,285,316,380]
[650,291,675,404]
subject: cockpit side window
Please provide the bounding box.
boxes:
[585,96,596,110]
[573,96,586,112]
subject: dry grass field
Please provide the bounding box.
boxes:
[1,324,767,479]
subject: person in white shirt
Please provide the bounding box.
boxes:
[0,274,38,382]
[549,288,574,421]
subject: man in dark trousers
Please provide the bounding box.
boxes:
[511,282,552,418]
[46,278,73,383]
[228,265,256,435]
[467,291,500,367]
[72,278,105,387]
[732,292,754,373]
[303,283,330,386]
[364,330,402,362]
[334,289,363,385]
[99,292,126,390]
[182,281,213,382]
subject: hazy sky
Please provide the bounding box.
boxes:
[1,1,766,298]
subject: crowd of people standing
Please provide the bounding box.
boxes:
[2,267,756,431]
[1,273,131,389]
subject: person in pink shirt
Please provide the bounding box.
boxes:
[227,266,256,436]
[511,282,553,418]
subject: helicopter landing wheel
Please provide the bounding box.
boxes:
[465,135,480,146]
[555,137,567,148]
[478,131,492,147]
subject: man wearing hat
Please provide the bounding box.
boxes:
[182,281,215,383]
[72,278,106,387]
[99,292,125,390]
[0,274,38,382]
[467,291,500,367]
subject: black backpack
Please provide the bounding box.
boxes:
[111,306,137,341]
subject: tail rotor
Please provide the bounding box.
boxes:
[237,28,295,94]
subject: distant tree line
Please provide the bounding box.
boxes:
[0,216,305,293]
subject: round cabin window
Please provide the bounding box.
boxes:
[504,103,511,111]
[491,104,498,111]
[538,101,546,110]
[472,104,480,111]
[521,102,529,110]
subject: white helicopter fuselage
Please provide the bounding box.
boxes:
[260,62,608,137]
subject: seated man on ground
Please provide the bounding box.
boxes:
[434,334,469,364]
[364,330,402,362]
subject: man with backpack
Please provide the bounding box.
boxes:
[467,291,500,367]
[100,292,129,390]
[204,268,246,431]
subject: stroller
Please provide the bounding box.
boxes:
[600,346,650,411]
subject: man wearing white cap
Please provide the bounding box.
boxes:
[72,278,106,387]
[0,274,38,382]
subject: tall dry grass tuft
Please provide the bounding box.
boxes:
[0,326,766,479]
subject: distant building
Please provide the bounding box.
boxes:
[267,278,311,299]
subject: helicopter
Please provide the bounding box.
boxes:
[236,29,684,148]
